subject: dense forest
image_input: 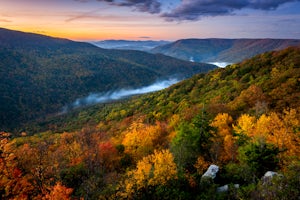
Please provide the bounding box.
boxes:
[0,28,215,131]
[1,45,299,199]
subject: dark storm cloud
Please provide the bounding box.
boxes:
[161,0,300,21]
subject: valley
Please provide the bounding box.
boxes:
[0,28,300,200]
[0,28,215,132]
[151,38,300,63]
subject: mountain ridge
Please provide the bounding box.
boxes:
[0,28,215,131]
[25,45,300,135]
[91,39,170,51]
[151,38,300,63]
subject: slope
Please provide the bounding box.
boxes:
[27,46,300,135]
[151,38,300,63]
[7,46,300,200]
[0,28,216,131]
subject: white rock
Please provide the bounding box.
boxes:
[217,184,229,193]
[202,164,219,179]
[217,184,240,193]
[263,171,279,178]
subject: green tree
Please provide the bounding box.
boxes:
[239,140,280,178]
[171,111,213,171]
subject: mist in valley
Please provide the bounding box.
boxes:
[62,78,180,113]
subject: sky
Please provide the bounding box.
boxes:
[1,0,300,41]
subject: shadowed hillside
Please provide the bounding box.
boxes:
[0,28,215,131]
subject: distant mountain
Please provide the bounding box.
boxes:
[0,28,215,131]
[151,38,300,64]
[91,40,170,51]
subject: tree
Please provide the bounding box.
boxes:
[118,149,177,198]
[0,132,34,199]
[43,182,73,200]
[171,111,213,171]
[242,109,300,166]
[239,140,280,178]
[210,113,237,163]
[122,119,166,161]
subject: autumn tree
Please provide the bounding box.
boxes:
[229,85,267,114]
[210,113,237,164]
[42,182,73,200]
[0,132,34,199]
[118,149,177,198]
[122,119,166,161]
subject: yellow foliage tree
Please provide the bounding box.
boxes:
[256,110,300,165]
[233,114,256,137]
[118,149,177,198]
[210,113,237,163]
[122,119,165,161]
[236,109,300,167]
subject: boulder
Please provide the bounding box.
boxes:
[217,184,239,193]
[202,164,219,179]
[263,171,279,178]
[262,171,283,183]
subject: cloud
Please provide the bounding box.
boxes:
[116,0,161,14]
[65,9,101,22]
[73,0,299,21]
[0,18,11,23]
[161,0,300,21]
[75,0,161,14]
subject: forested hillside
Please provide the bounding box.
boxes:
[0,28,215,131]
[151,38,300,63]
[1,46,299,199]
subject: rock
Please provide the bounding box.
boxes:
[263,171,279,178]
[262,171,283,184]
[202,164,219,179]
[217,184,228,193]
[217,184,239,193]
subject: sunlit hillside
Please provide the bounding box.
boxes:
[1,46,299,199]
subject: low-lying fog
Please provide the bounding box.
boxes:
[208,62,231,68]
[62,78,179,113]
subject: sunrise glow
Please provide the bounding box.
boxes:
[1,0,300,41]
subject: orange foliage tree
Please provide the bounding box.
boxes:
[0,132,34,199]
[42,182,73,200]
